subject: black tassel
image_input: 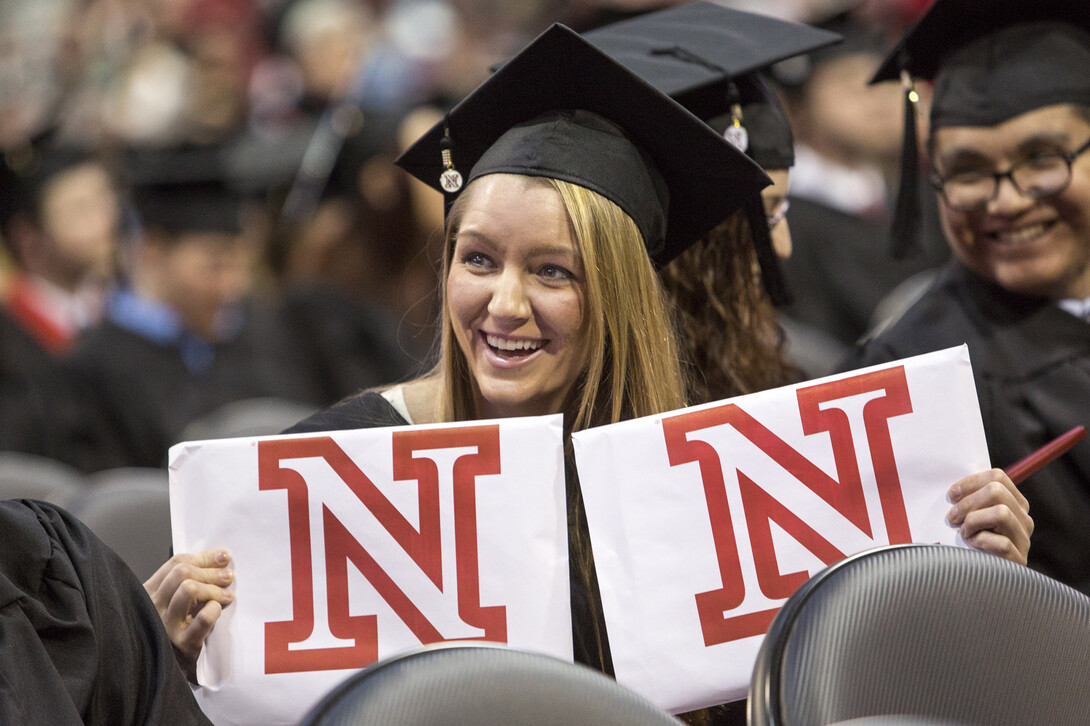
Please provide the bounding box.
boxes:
[890,65,921,259]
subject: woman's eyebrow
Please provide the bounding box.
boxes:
[527,244,581,260]
[452,229,500,250]
[454,231,580,262]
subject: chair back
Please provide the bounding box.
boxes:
[66,468,171,581]
[180,397,318,441]
[0,451,85,507]
[749,544,1090,726]
[300,642,684,726]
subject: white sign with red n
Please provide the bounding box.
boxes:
[169,413,570,726]
[572,346,988,713]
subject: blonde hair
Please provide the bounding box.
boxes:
[432,174,685,431]
[416,173,688,674]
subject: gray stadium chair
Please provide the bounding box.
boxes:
[749,543,1090,726]
[179,397,318,442]
[66,468,171,581]
[299,642,684,726]
[0,451,86,507]
[866,269,939,341]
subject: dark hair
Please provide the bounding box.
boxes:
[0,146,110,263]
[661,208,799,404]
[927,102,1090,160]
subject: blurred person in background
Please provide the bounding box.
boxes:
[773,7,948,375]
[0,0,73,147]
[0,144,120,379]
[275,0,377,114]
[46,145,321,471]
[0,142,122,456]
[87,0,265,146]
[257,1,458,404]
[269,108,434,404]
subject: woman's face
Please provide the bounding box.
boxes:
[447,174,588,420]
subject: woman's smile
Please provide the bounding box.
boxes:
[485,332,547,354]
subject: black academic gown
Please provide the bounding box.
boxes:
[0,309,58,454]
[780,194,949,347]
[841,260,1090,594]
[51,310,321,472]
[0,499,210,725]
[274,284,426,404]
[0,306,54,384]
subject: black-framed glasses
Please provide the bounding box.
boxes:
[931,136,1090,211]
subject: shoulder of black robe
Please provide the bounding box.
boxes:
[0,310,58,455]
[59,313,329,471]
[0,306,54,382]
[272,285,426,405]
[281,389,410,434]
[0,499,212,725]
[780,196,948,346]
[843,259,1089,375]
[841,259,1090,594]
[50,322,180,471]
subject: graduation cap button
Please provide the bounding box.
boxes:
[723,103,748,153]
[440,169,463,193]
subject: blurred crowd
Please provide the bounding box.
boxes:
[0,0,943,473]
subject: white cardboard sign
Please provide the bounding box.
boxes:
[169,414,571,725]
[572,346,989,713]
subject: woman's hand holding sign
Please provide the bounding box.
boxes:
[947,469,1033,565]
[144,549,235,683]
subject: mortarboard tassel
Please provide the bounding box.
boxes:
[722,80,749,154]
[890,62,922,259]
[439,125,463,194]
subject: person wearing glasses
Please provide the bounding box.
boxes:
[844,0,1089,594]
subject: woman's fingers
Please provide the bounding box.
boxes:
[145,550,233,610]
[947,469,1034,565]
[172,599,225,683]
[950,468,1030,513]
[143,549,235,683]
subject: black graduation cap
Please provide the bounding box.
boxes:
[873,0,1090,257]
[582,1,840,153]
[579,1,840,303]
[124,145,243,238]
[395,23,772,268]
[774,8,889,89]
[0,135,98,236]
[1,139,111,267]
